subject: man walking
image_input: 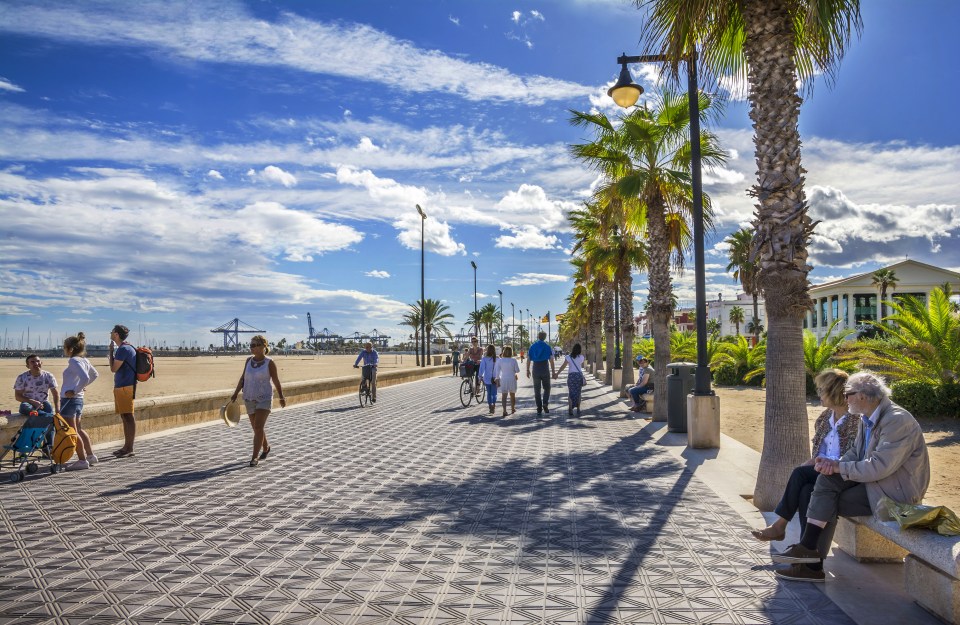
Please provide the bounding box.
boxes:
[526,331,555,415]
[772,371,929,582]
[109,324,137,458]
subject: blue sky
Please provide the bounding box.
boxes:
[1,0,958,349]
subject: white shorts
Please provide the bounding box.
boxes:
[244,398,272,414]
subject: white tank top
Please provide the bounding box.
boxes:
[242,357,273,401]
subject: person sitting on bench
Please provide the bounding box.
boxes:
[627,357,654,412]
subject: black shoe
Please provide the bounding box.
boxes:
[259,446,271,460]
[772,544,821,564]
[775,563,825,582]
[544,408,550,414]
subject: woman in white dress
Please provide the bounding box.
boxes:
[494,345,520,417]
[230,335,286,467]
[554,343,586,416]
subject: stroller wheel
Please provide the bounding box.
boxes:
[12,471,24,483]
[26,462,38,474]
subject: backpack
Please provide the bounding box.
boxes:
[134,346,155,382]
[122,343,155,382]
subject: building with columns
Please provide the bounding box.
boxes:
[805,259,960,340]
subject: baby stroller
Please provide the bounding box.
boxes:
[1,412,77,482]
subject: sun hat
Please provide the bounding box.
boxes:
[220,400,241,427]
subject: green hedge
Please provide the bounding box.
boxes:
[891,381,960,418]
[712,364,764,387]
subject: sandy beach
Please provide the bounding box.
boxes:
[3,356,956,512]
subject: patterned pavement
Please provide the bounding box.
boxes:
[0,371,856,624]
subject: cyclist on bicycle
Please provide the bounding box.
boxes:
[464,336,484,395]
[353,342,379,402]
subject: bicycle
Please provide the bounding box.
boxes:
[356,364,376,407]
[458,361,485,407]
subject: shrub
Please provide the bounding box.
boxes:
[713,364,741,386]
[892,381,960,418]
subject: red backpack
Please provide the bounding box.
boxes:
[134,346,155,382]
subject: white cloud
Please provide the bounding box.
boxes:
[356,137,380,152]
[365,270,391,278]
[495,226,561,250]
[449,15,460,26]
[206,169,224,180]
[234,201,362,261]
[284,314,299,319]
[0,2,592,105]
[502,273,569,286]
[0,77,25,93]
[494,183,574,231]
[395,212,466,257]
[530,10,545,21]
[511,11,522,23]
[259,165,297,187]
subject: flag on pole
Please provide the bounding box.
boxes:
[541,313,550,323]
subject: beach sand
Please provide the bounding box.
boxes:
[3,356,956,512]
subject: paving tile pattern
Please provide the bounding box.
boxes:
[0,372,854,624]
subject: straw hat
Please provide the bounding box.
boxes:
[220,400,242,427]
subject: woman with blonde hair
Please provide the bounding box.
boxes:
[230,335,285,467]
[494,345,520,416]
[61,332,99,470]
[751,368,859,543]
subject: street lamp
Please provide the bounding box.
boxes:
[511,302,515,349]
[498,289,503,348]
[416,204,427,368]
[613,224,622,370]
[470,261,478,340]
[527,308,531,347]
[609,52,711,396]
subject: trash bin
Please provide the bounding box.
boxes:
[667,362,697,432]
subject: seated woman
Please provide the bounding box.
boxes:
[751,369,859,541]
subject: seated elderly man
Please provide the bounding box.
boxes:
[772,371,930,582]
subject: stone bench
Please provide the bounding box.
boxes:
[836,514,960,623]
[621,384,655,413]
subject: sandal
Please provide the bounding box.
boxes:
[113,449,135,458]
[249,458,259,467]
[259,446,271,460]
[750,526,785,542]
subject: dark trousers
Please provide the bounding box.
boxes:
[774,464,819,529]
[532,364,551,410]
[807,472,873,558]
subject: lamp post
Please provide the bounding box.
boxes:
[527,308,532,346]
[470,261,478,340]
[608,52,711,396]
[613,224,622,370]
[416,204,427,368]
[511,302,515,349]
[497,289,503,348]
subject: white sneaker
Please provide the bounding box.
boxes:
[67,460,90,471]
[87,454,99,466]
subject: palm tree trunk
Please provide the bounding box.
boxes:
[619,267,636,387]
[742,0,815,509]
[591,282,603,371]
[752,293,761,345]
[603,281,616,385]
[646,200,672,422]
[414,329,421,366]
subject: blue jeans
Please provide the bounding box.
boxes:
[19,401,53,418]
[61,397,84,418]
[485,382,498,406]
[628,385,650,404]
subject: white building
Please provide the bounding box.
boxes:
[706,292,767,338]
[805,259,960,340]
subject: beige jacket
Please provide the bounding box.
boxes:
[839,398,929,511]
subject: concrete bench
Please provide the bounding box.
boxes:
[836,514,960,623]
[621,384,655,413]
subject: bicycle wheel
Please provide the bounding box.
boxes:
[359,381,370,407]
[475,382,486,405]
[459,379,473,407]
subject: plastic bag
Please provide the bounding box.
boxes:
[877,496,960,536]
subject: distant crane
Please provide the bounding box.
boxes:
[306,313,343,349]
[210,318,265,350]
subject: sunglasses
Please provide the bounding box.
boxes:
[844,391,858,397]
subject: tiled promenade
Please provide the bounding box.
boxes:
[1,372,856,624]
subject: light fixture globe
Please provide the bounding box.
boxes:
[607,63,643,108]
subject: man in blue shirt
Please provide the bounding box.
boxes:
[525,331,555,415]
[353,342,379,402]
[108,324,137,458]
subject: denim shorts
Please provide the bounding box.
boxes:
[60,397,84,418]
[244,398,272,414]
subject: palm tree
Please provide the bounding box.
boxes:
[726,228,762,343]
[401,305,422,366]
[422,299,455,362]
[803,318,856,382]
[860,288,960,386]
[707,317,721,336]
[721,335,768,385]
[477,303,501,346]
[570,89,725,418]
[871,268,898,325]
[729,305,745,336]
[466,310,483,342]
[637,0,864,510]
